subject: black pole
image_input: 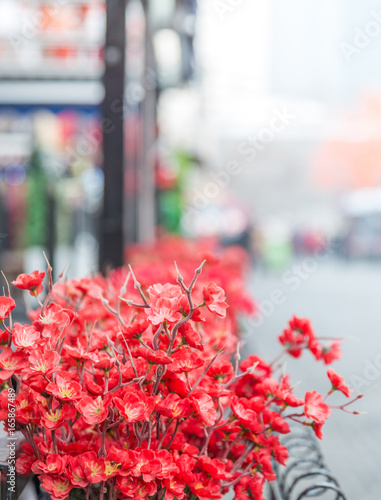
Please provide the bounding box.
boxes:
[138,0,156,243]
[100,0,127,272]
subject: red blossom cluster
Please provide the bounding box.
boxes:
[0,241,361,500]
[278,316,343,364]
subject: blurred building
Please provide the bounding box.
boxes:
[169,0,381,247]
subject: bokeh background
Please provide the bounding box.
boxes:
[1,0,381,497]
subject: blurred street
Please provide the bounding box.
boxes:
[248,258,381,499]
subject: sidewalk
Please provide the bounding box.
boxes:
[247,258,381,499]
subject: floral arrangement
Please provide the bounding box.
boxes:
[0,239,361,500]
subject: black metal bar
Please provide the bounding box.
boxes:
[272,427,347,500]
[269,480,285,500]
[296,483,346,500]
[100,0,127,272]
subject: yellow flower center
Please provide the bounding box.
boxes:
[40,313,55,324]
[53,478,70,492]
[105,461,119,476]
[59,386,74,398]
[2,361,15,370]
[89,462,102,475]
[47,409,62,422]
[31,360,48,373]
[89,398,102,415]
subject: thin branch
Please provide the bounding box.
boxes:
[116,272,131,326]
[128,265,150,307]
[185,350,223,399]
[152,323,163,351]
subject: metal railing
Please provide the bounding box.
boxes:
[270,428,346,500]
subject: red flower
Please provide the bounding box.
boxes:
[288,316,314,337]
[134,347,172,365]
[304,391,331,424]
[0,329,8,346]
[253,378,282,399]
[146,283,183,325]
[171,348,204,373]
[311,421,324,440]
[63,344,92,361]
[176,453,197,482]
[116,476,140,497]
[231,396,263,433]
[136,481,158,499]
[104,459,120,479]
[163,475,186,500]
[16,452,38,476]
[82,452,107,483]
[76,395,110,425]
[46,373,84,401]
[198,456,232,480]
[130,449,178,482]
[0,347,26,380]
[147,283,183,303]
[40,402,76,430]
[32,454,68,475]
[36,303,71,331]
[13,323,40,349]
[163,431,199,455]
[279,316,316,358]
[252,452,276,481]
[115,390,155,423]
[131,449,160,481]
[120,319,149,340]
[189,472,222,500]
[108,446,136,476]
[12,270,45,295]
[28,349,60,376]
[88,351,116,371]
[207,360,234,383]
[179,323,204,351]
[267,436,289,465]
[192,393,217,427]
[234,476,265,500]
[283,392,304,407]
[262,410,290,434]
[40,475,73,499]
[118,477,157,499]
[156,393,192,419]
[179,294,205,323]
[66,457,88,487]
[327,369,352,398]
[203,283,228,318]
[308,337,322,361]
[320,342,342,364]
[155,450,179,479]
[278,328,305,358]
[14,398,40,426]
[0,296,15,320]
[146,297,182,325]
